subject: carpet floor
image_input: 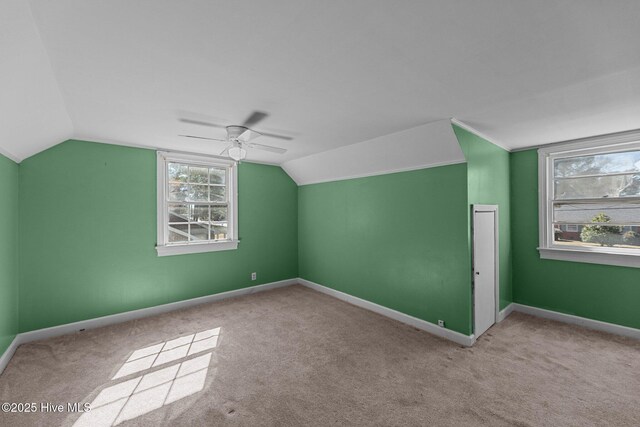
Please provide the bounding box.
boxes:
[0,285,639,426]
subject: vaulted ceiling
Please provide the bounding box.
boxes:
[3,0,640,167]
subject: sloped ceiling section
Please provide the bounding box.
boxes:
[282,120,464,185]
[4,1,640,164]
[0,0,73,162]
[457,65,640,150]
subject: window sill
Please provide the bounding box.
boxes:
[538,247,640,268]
[156,240,239,257]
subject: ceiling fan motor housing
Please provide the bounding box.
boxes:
[226,125,259,142]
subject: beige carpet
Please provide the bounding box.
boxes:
[0,285,639,426]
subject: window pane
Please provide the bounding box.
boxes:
[189,166,208,184]
[212,224,228,240]
[209,168,226,185]
[554,174,640,199]
[189,224,209,241]
[192,205,209,224]
[553,202,640,225]
[211,207,227,222]
[168,163,188,183]
[554,150,640,178]
[168,204,189,222]
[210,186,225,202]
[168,231,189,243]
[169,183,189,201]
[554,223,640,249]
[188,184,209,201]
[168,224,189,242]
[164,159,232,247]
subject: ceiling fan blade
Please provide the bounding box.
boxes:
[219,145,230,156]
[242,111,269,128]
[238,128,262,143]
[179,118,226,128]
[179,134,227,142]
[256,131,293,141]
[248,142,287,154]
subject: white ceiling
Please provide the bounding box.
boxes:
[0,0,73,162]
[3,0,640,166]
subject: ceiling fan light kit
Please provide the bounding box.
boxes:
[179,110,290,161]
[228,145,247,162]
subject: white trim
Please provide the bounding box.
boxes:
[538,247,640,268]
[19,279,295,343]
[538,148,550,253]
[0,278,297,374]
[156,240,239,256]
[156,151,166,249]
[472,205,500,333]
[450,118,512,152]
[0,146,21,164]
[497,303,514,323]
[511,128,640,153]
[156,151,239,256]
[538,131,640,267]
[0,335,20,376]
[512,303,640,340]
[296,159,467,187]
[538,130,640,158]
[298,278,476,347]
[535,128,640,155]
[157,150,236,166]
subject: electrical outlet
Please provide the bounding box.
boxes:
[438,320,445,327]
[251,272,257,281]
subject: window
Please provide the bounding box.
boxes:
[156,152,238,256]
[538,131,640,268]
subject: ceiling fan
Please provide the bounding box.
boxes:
[179,111,292,161]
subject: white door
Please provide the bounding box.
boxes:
[473,208,497,338]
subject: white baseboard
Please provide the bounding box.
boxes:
[512,303,640,340]
[0,336,20,377]
[497,303,514,323]
[299,278,476,347]
[0,278,297,375]
[6,277,636,375]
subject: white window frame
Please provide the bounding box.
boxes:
[538,130,640,268]
[156,151,239,256]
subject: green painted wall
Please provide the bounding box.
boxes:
[0,154,19,356]
[453,125,513,309]
[511,150,640,329]
[9,133,638,344]
[18,140,298,333]
[298,164,472,335]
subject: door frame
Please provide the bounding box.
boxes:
[471,204,500,333]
